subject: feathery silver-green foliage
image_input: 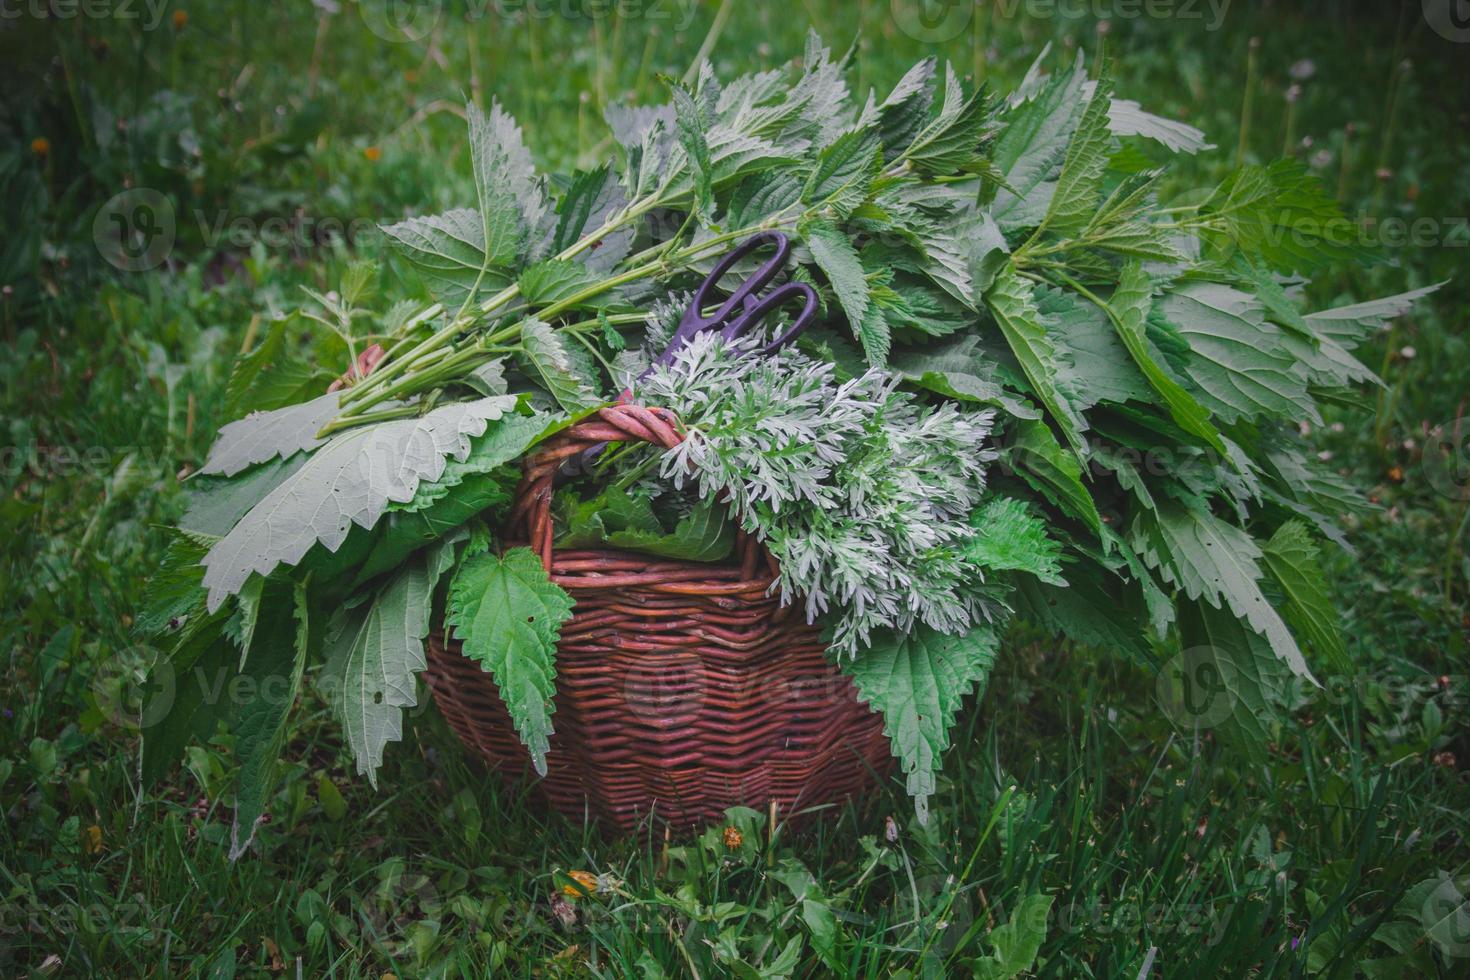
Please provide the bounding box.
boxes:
[637,332,999,657]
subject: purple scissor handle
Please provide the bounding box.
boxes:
[647,230,818,374]
[557,231,817,481]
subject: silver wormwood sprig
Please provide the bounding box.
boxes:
[636,331,1000,658]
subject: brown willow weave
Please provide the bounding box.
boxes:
[423,403,891,832]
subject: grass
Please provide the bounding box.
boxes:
[2,1,1468,975]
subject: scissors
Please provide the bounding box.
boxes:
[557,230,818,480]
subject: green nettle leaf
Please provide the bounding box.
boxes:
[1198,159,1375,274]
[445,548,575,774]
[892,336,1040,420]
[1007,417,1102,533]
[973,892,1054,980]
[983,264,1089,456]
[550,163,633,272]
[1013,559,1154,667]
[229,578,312,860]
[380,208,514,311]
[230,574,265,662]
[200,396,520,610]
[520,318,602,412]
[1159,282,1318,424]
[324,535,461,787]
[1100,91,1211,154]
[136,535,210,637]
[200,391,341,477]
[468,99,548,266]
[803,124,880,215]
[1261,520,1349,672]
[182,457,305,540]
[1302,282,1442,345]
[843,624,1000,823]
[557,489,734,562]
[1098,262,1227,455]
[670,79,715,219]
[393,410,551,514]
[965,497,1065,585]
[1039,69,1113,236]
[1129,499,1315,683]
[856,302,892,368]
[352,471,510,587]
[876,57,936,158]
[990,52,1087,229]
[897,63,994,175]
[140,608,235,787]
[728,169,805,228]
[801,217,875,360]
[1177,599,1294,764]
[1035,285,1152,410]
[517,258,606,308]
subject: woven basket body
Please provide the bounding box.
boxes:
[422,404,891,831]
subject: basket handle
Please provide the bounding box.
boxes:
[508,403,762,575]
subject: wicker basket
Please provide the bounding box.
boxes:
[422,403,892,832]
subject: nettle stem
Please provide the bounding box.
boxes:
[323,198,808,435]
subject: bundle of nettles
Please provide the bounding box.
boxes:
[138,35,1438,853]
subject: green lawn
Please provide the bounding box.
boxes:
[3,1,1468,975]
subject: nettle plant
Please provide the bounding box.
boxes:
[140,35,1436,854]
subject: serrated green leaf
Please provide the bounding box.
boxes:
[380,208,515,311]
[1094,262,1227,455]
[1261,520,1349,672]
[1128,499,1314,682]
[1013,559,1154,667]
[1303,282,1443,345]
[140,608,234,787]
[1102,92,1210,154]
[1008,417,1101,533]
[550,163,632,272]
[983,264,1089,456]
[1035,285,1152,409]
[803,125,880,215]
[892,336,1040,420]
[843,624,1000,823]
[1198,160,1377,275]
[200,396,519,610]
[1159,282,1318,424]
[445,548,575,774]
[876,58,936,160]
[896,63,994,175]
[199,391,341,477]
[856,302,891,367]
[325,536,461,787]
[966,497,1065,585]
[520,318,601,412]
[670,79,714,219]
[1040,67,1113,236]
[229,578,311,860]
[1177,599,1294,763]
[990,52,1088,229]
[802,216,871,343]
[517,258,605,308]
[136,535,209,637]
[468,99,548,266]
[728,169,805,228]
